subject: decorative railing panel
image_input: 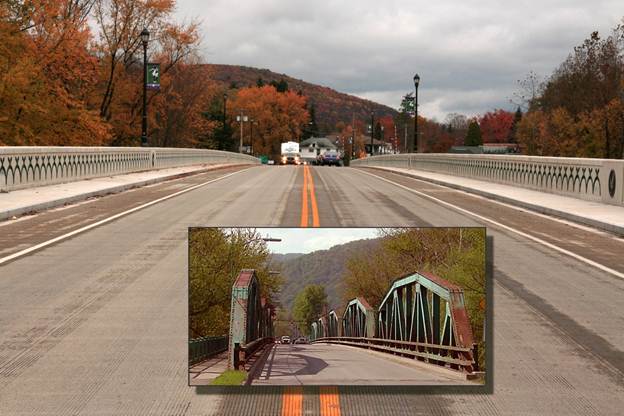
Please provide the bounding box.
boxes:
[0,147,259,192]
[352,154,624,206]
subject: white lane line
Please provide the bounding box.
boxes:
[358,169,624,280]
[0,168,250,266]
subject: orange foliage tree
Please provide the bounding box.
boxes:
[229,86,309,157]
[0,0,110,145]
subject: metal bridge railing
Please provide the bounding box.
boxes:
[311,336,478,373]
[232,337,274,370]
[189,335,229,365]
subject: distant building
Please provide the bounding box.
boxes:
[299,137,337,163]
[362,136,393,155]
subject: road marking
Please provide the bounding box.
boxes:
[307,166,320,227]
[300,165,320,227]
[281,386,303,416]
[359,169,624,280]
[301,165,309,227]
[0,168,250,266]
[320,386,341,416]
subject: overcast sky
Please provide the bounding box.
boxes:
[254,228,380,254]
[175,1,622,121]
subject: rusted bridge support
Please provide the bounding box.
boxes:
[228,269,274,369]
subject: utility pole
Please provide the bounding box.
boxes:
[351,112,356,158]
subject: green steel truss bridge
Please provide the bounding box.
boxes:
[189,268,479,379]
[310,271,478,373]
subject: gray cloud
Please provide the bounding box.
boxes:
[177,0,622,119]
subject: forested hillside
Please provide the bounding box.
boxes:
[274,238,380,311]
[206,64,398,134]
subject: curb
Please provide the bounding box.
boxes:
[0,163,251,222]
[360,166,624,237]
[245,344,275,386]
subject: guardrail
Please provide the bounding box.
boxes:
[311,336,478,373]
[0,147,260,192]
[189,335,229,365]
[232,337,274,370]
[352,154,624,206]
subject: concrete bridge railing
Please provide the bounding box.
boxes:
[0,147,259,192]
[352,154,624,206]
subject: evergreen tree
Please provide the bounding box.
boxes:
[269,79,289,93]
[374,121,383,141]
[303,103,319,139]
[256,77,265,87]
[508,107,523,143]
[464,120,483,146]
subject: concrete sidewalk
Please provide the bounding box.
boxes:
[189,352,228,386]
[362,166,624,236]
[0,163,244,221]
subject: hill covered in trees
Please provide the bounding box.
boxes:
[273,238,381,311]
[205,64,398,135]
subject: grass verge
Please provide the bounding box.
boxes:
[209,370,247,386]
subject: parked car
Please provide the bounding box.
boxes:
[293,337,309,344]
[317,150,341,166]
[280,335,291,344]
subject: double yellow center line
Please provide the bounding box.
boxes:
[300,165,320,227]
[281,386,341,416]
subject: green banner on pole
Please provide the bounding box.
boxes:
[147,63,160,90]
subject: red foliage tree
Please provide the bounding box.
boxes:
[479,109,514,143]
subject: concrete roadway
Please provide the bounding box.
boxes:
[0,165,623,415]
[251,343,471,386]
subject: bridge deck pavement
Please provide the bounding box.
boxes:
[0,163,238,221]
[250,343,473,385]
[362,166,624,235]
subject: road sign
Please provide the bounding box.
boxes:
[147,63,160,90]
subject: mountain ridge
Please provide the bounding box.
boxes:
[205,63,398,134]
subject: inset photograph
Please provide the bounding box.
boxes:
[188,227,487,386]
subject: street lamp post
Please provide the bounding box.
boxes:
[370,111,374,156]
[140,28,150,147]
[237,110,248,153]
[413,73,420,153]
[250,119,256,155]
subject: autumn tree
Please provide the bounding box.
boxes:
[479,110,514,143]
[93,0,200,145]
[229,85,309,158]
[0,0,110,145]
[444,113,469,145]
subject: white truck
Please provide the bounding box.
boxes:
[280,141,301,165]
